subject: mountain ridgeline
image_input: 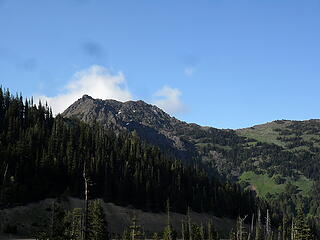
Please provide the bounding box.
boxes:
[63,95,320,183]
[0,88,261,218]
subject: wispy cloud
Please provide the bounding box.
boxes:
[184,67,196,77]
[36,65,132,114]
[36,65,187,117]
[82,41,105,59]
[153,86,186,115]
[183,54,198,77]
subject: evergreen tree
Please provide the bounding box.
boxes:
[121,229,131,240]
[163,199,176,240]
[152,232,160,240]
[207,219,218,240]
[230,216,248,240]
[88,199,109,240]
[199,223,205,240]
[129,215,144,240]
[64,208,82,240]
[163,225,177,240]
[293,208,313,240]
[36,200,67,240]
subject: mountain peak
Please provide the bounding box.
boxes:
[82,94,92,100]
[62,96,194,155]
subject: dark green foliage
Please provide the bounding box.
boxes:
[128,216,144,240]
[229,216,248,240]
[163,225,177,240]
[88,199,108,240]
[64,208,82,240]
[207,220,218,240]
[273,175,285,185]
[293,208,313,240]
[2,88,319,239]
[0,88,261,219]
[152,232,160,240]
[121,229,130,240]
[36,201,67,240]
[190,223,205,240]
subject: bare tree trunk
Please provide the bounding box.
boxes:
[266,209,271,237]
[250,214,255,234]
[83,161,89,240]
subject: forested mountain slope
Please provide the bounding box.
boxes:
[63,96,320,185]
[1,89,320,238]
[0,88,261,218]
[237,120,320,193]
[62,95,320,224]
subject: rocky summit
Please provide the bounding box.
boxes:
[62,95,217,161]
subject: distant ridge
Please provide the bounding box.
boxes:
[62,95,320,186]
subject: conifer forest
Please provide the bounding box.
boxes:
[0,88,319,239]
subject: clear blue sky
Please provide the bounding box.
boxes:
[0,0,320,129]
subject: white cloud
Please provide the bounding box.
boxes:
[153,86,186,115]
[184,67,196,77]
[37,65,132,114]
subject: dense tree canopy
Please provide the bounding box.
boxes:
[0,88,261,218]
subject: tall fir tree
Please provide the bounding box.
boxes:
[88,199,109,240]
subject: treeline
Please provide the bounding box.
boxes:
[0,87,260,217]
[31,198,317,240]
[33,199,108,240]
[0,88,318,239]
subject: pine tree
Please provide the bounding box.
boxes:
[88,199,108,240]
[229,216,248,240]
[163,199,176,240]
[293,208,313,240]
[129,215,144,240]
[163,226,177,240]
[281,215,290,240]
[199,223,205,240]
[152,232,160,240]
[37,200,67,240]
[122,229,131,240]
[207,220,218,240]
[64,208,82,240]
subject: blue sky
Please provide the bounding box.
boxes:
[0,0,320,129]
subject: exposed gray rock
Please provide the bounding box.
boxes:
[61,95,239,177]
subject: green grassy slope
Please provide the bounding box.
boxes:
[237,120,291,147]
[237,119,320,150]
[239,171,313,197]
